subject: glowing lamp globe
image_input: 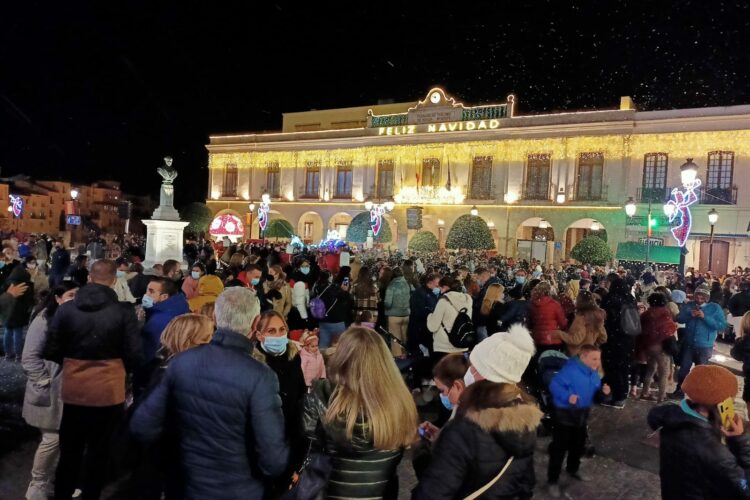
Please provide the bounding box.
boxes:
[708,208,719,225]
[624,197,637,217]
[384,199,395,211]
[680,158,698,186]
[364,199,373,211]
[663,203,675,217]
[470,205,479,216]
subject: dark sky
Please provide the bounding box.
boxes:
[2,1,750,206]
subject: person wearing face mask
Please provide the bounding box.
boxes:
[111,257,136,303]
[0,245,20,288]
[43,260,142,500]
[21,283,79,500]
[180,262,205,300]
[251,310,307,493]
[415,324,540,500]
[25,255,49,303]
[243,263,271,312]
[407,273,440,360]
[263,264,292,318]
[140,277,190,365]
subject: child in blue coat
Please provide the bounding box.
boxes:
[546,345,611,498]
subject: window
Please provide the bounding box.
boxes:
[223,164,238,197]
[421,158,440,189]
[304,161,320,198]
[524,154,551,200]
[335,161,353,198]
[377,160,394,198]
[640,153,668,202]
[575,153,604,201]
[468,156,493,199]
[335,224,349,238]
[266,162,280,198]
[304,222,313,238]
[705,151,735,204]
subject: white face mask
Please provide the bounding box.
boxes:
[463,367,476,387]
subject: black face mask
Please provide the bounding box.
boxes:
[267,275,275,281]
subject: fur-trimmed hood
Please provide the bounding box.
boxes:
[464,402,543,434]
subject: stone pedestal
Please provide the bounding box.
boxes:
[142,219,189,269]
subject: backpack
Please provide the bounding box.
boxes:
[620,302,642,337]
[310,285,335,320]
[441,296,477,349]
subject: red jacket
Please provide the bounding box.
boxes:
[637,306,677,357]
[530,296,568,346]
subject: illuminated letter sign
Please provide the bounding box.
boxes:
[9,195,23,218]
[664,179,701,247]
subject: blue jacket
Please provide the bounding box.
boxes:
[676,301,727,348]
[130,328,289,500]
[550,357,602,410]
[142,293,190,361]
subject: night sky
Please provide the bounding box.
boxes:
[2,1,750,206]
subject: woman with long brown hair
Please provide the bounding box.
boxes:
[302,326,418,498]
[558,290,607,357]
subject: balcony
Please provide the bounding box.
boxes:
[700,185,737,205]
[522,187,550,201]
[636,186,670,203]
[469,185,494,200]
[570,185,608,202]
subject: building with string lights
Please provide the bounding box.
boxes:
[206,87,750,274]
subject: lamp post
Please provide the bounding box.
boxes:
[248,201,255,240]
[707,208,718,272]
[470,205,479,216]
[624,196,653,269]
[69,188,80,245]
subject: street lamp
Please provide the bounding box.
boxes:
[470,205,479,216]
[364,198,373,211]
[590,220,600,231]
[539,219,550,229]
[663,202,675,218]
[247,201,256,240]
[707,208,719,272]
[70,188,79,200]
[384,198,395,212]
[680,158,699,186]
[624,197,637,217]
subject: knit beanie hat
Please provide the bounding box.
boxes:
[671,289,686,304]
[694,284,711,297]
[682,365,737,406]
[469,324,535,384]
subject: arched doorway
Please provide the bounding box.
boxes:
[328,212,353,240]
[516,217,555,263]
[700,239,729,274]
[297,211,324,243]
[564,218,608,259]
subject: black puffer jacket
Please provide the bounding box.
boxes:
[415,401,542,499]
[648,402,750,499]
[302,379,403,499]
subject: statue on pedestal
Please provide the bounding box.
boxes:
[151,155,181,221]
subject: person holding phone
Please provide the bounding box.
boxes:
[648,365,750,499]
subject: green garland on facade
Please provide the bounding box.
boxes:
[445,215,495,250]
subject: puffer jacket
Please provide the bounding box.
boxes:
[384,276,412,317]
[302,379,403,499]
[4,265,34,328]
[188,275,224,312]
[44,283,141,407]
[427,291,473,353]
[415,396,542,499]
[130,328,289,500]
[676,301,728,348]
[559,307,607,355]
[637,306,677,358]
[529,296,568,346]
[648,402,750,499]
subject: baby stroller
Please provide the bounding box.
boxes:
[376,326,421,390]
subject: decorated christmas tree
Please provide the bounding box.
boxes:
[445,215,495,250]
[570,235,613,265]
[347,211,392,243]
[264,219,295,239]
[408,230,439,252]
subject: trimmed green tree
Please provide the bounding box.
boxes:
[445,215,495,250]
[408,231,439,252]
[179,202,214,235]
[346,211,392,243]
[264,219,295,239]
[570,235,613,265]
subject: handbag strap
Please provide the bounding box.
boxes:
[463,456,514,500]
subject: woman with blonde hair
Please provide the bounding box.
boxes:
[160,313,213,359]
[477,283,505,337]
[302,326,418,499]
[559,279,580,324]
[263,264,292,318]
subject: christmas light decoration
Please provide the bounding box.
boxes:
[664,179,701,247]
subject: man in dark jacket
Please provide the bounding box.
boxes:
[408,273,440,355]
[48,242,70,288]
[140,277,190,363]
[600,274,636,408]
[729,281,750,319]
[44,259,141,500]
[130,287,288,500]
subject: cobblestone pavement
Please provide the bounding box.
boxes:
[1,348,747,500]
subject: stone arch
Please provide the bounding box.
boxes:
[564,218,608,259]
[297,211,324,243]
[327,212,354,240]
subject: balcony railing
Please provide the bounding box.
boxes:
[570,184,608,202]
[469,185,494,200]
[700,185,737,205]
[636,186,670,203]
[522,188,550,201]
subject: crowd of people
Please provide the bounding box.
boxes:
[1,232,750,499]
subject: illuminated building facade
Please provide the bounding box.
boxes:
[206,88,750,274]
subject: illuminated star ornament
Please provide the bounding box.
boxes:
[9,195,24,218]
[665,179,701,247]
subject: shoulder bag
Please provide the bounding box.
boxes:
[463,456,514,500]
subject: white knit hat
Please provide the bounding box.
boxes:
[469,324,536,384]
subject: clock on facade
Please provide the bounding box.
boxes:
[429,91,441,104]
